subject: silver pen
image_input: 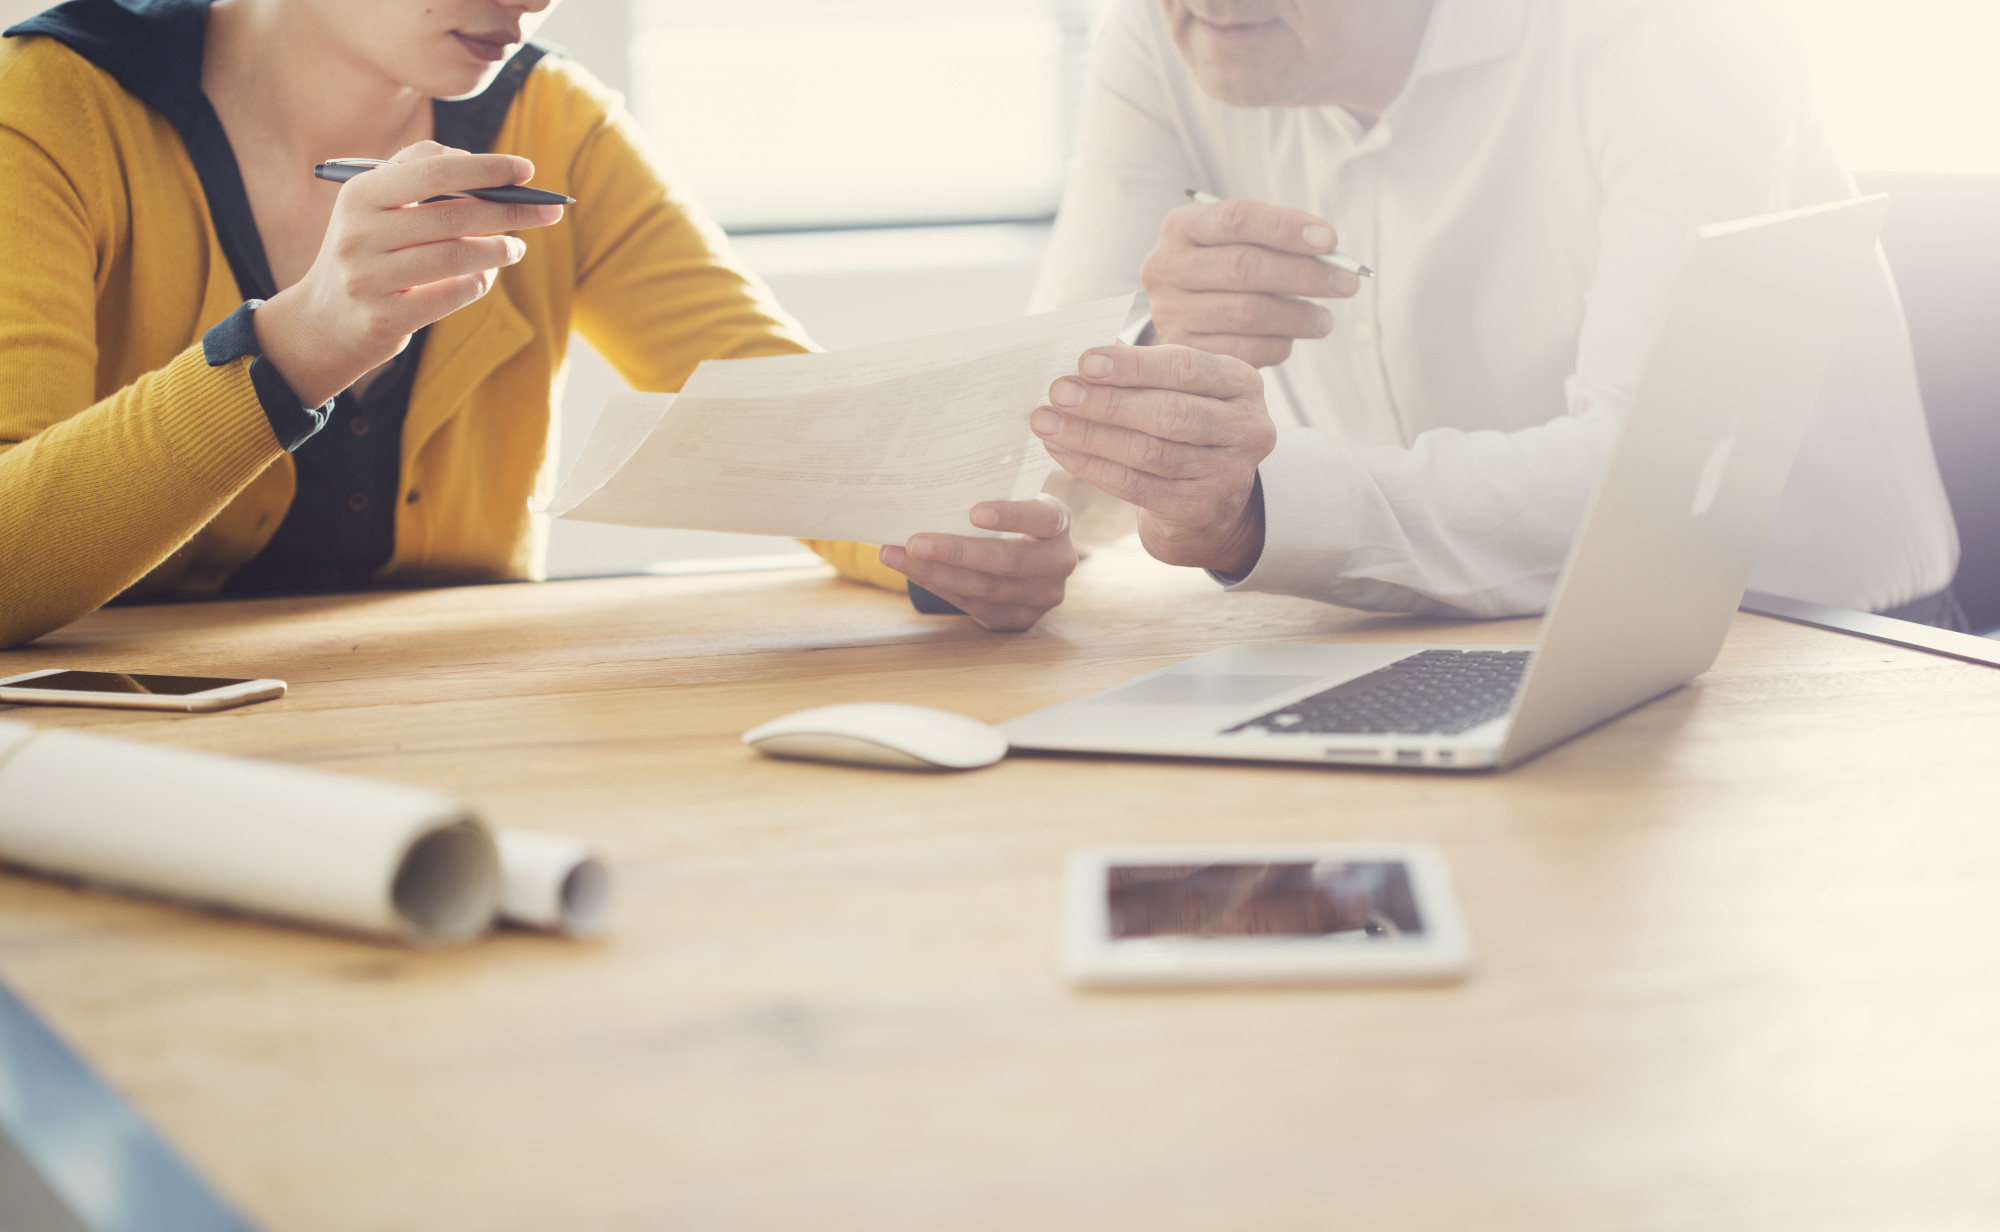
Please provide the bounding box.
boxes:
[1185,189,1374,278]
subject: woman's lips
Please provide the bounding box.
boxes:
[452,31,515,63]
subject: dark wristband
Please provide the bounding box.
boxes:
[201,300,334,452]
[908,583,965,616]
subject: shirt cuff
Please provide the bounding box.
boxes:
[201,300,334,452]
[1118,311,1155,346]
[1208,424,1371,595]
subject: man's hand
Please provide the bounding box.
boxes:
[1032,345,1274,576]
[878,495,1078,632]
[1142,197,1360,368]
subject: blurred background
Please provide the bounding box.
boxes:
[564,0,2000,604]
[537,0,1110,577]
[3,0,1995,597]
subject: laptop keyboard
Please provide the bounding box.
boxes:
[1224,649,1532,737]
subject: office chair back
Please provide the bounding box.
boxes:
[1857,171,2000,633]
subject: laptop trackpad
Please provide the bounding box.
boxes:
[1089,674,1323,707]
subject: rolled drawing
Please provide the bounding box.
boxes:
[0,721,499,946]
[495,828,611,938]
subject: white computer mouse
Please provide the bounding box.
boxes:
[742,703,1008,771]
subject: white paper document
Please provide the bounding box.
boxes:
[542,295,1133,544]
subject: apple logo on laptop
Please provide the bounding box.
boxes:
[1690,429,1737,518]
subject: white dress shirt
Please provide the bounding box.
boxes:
[1032,0,1959,617]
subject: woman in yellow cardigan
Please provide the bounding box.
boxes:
[0,0,1079,649]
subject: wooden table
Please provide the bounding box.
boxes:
[2,550,1997,1231]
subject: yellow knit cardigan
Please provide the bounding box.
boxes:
[0,35,898,649]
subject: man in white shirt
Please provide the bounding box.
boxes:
[1028,0,1962,622]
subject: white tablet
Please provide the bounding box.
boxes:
[1062,843,1472,986]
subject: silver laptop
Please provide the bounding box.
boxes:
[1004,195,1891,771]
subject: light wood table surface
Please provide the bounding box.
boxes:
[2,550,1997,1231]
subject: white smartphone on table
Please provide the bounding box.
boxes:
[1063,843,1472,987]
[0,669,286,713]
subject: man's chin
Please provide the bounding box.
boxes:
[1190,60,1304,108]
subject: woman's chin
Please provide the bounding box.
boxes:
[429,61,509,102]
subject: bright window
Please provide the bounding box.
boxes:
[1791,0,2000,174]
[632,1,1107,231]
[627,1,2000,236]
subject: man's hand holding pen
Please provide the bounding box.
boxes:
[1029,192,1366,578]
[1145,194,1364,370]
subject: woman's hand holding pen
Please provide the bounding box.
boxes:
[253,142,564,407]
[879,495,1079,632]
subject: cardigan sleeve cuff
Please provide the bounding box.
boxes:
[201,300,334,452]
[906,583,965,615]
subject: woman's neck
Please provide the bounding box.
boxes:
[199,0,437,297]
[202,0,431,164]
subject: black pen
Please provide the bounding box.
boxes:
[313,157,575,206]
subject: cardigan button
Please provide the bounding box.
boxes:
[348,414,370,437]
[347,490,369,513]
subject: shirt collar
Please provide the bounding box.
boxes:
[6,0,548,303]
[1408,0,1533,81]
[5,0,544,155]
[5,0,209,129]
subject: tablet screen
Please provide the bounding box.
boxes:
[1107,861,1424,940]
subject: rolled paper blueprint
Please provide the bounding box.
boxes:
[0,720,499,946]
[495,829,612,938]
